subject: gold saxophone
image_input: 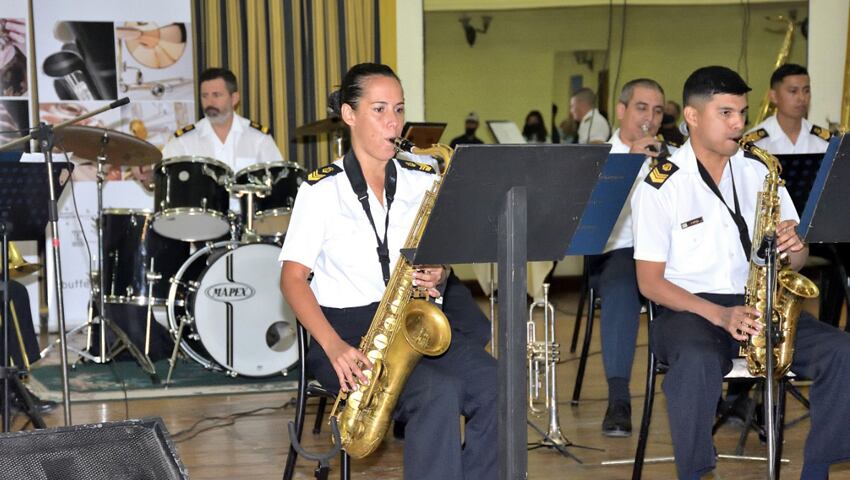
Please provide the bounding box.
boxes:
[739,141,819,378]
[328,139,453,459]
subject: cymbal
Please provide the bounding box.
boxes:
[294,117,345,137]
[55,125,162,166]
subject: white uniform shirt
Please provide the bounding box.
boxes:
[604,129,662,253]
[577,108,611,144]
[278,157,438,308]
[631,140,798,294]
[748,115,830,154]
[161,113,284,173]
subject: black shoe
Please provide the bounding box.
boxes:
[602,401,632,437]
[720,396,761,431]
[12,391,57,415]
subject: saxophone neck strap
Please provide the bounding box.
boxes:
[343,151,398,286]
[696,157,752,261]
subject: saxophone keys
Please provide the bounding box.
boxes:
[367,350,383,362]
[373,334,389,350]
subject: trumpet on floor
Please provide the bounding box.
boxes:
[527,283,568,446]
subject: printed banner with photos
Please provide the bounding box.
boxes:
[31,0,195,328]
[1,0,41,326]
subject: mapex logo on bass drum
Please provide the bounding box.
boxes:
[205,282,256,302]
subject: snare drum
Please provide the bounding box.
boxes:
[167,242,298,376]
[102,209,190,305]
[153,156,233,241]
[234,162,305,236]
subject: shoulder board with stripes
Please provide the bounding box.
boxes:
[810,124,832,141]
[644,159,679,190]
[249,121,270,135]
[306,164,343,185]
[397,159,436,174]
[174,123,195,137]
[741,128,768,144]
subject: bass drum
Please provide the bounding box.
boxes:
[167,242,297,377]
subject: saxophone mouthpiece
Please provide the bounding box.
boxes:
[393,137,415,153]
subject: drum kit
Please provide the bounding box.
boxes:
[56,125,306,382]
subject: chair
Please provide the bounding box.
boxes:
[570,256,601,404]
[630,302,789,480]
[282,322,350,480]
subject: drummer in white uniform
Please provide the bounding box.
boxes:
[133,67,284,184]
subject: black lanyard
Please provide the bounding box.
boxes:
[343,151,398,286]
[696,158,753,261]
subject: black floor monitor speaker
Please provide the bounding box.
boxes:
[0,417,188,480]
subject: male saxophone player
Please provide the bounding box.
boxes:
[631,65,850,479]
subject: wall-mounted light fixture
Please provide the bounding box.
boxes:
[459,15,492,47]
[574,50,594,71]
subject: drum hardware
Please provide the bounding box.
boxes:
[52,127,163,381]
[234,162,305,237]
[526,284,601,461]
[144,260,161,356]
[231,181,272,242]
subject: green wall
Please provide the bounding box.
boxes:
[425,2,808,144]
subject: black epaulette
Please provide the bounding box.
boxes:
[644,159,679,189]
[249,121,271,135]
[811,124,832,142]
[306,164,342,185]
[741,128,768,144]
[397,159,436,174]
[174,123,195,137]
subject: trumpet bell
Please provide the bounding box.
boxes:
[5,242,41,279]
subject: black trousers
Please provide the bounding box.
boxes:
[307,289,497,480]
[650,293,850,479]
[2,281,40,370]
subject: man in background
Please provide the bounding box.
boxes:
[570,87,610,144]
[449,111,484,149]
[743,63,831,154]
[594,78,674,437]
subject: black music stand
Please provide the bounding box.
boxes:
[403,143,611,479]
[799,135,848,243]
[0,162,72,431]
[775,153,826,217]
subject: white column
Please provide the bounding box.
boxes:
[808,0,850,127]
[395,0,425,121]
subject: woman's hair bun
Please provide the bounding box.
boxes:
[328,89,342,116]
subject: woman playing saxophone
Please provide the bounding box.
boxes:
[279,63,496,480]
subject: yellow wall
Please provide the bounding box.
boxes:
[425,2,808,144]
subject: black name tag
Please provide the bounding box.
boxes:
[681,217,703,229]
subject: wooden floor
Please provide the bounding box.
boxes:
[14,285,850,479]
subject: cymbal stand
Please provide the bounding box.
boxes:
[90,132,158,380]
[144,259,161,357]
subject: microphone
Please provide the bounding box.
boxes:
[109,97,130,110]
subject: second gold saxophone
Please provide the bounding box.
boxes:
[740,141,819,378]
[328,139,453,459]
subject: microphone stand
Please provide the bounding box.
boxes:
[0,97,130,427]
[762,233,779,480]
